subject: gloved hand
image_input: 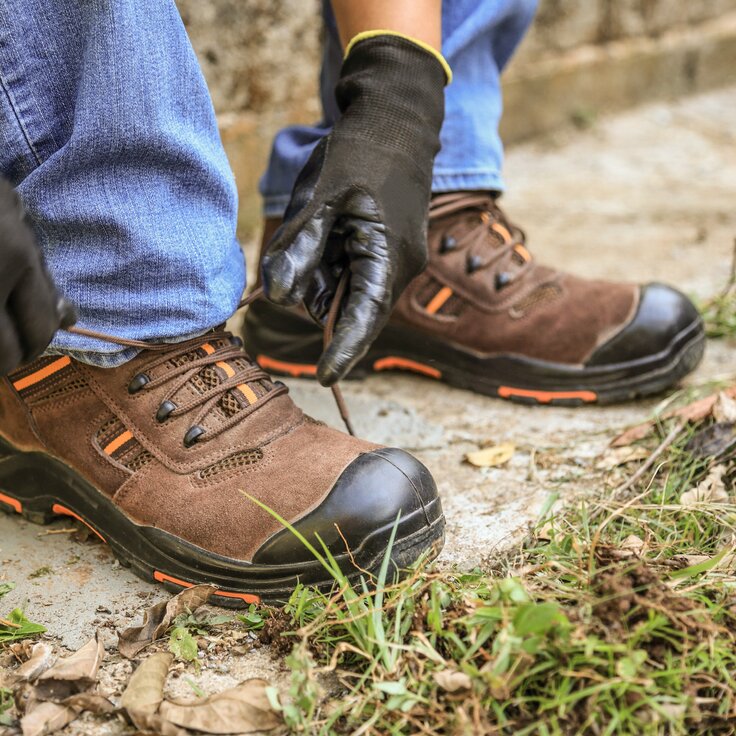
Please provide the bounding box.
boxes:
[262,32,449,386]
[0,179,77,376]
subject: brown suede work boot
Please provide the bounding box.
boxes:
[244,192,705,405]
[0,331,444,605]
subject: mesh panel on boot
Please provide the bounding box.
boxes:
[197,449,264,480]
[510,284,562,318]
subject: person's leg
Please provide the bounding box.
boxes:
[259,0,537,216]
[0,0,244,367]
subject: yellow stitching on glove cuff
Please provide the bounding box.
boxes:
[345,30,452,84]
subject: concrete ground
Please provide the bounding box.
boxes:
[1,85,734,679]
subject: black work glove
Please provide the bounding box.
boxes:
[0,179,76,376]
[262,33,448,386]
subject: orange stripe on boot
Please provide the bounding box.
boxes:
[153,571,260,604]
[104,430,133,455]
[373,356,441,379]
[12,356,71,391]
[237,384,258,404]
[498,386,597,403]
[425,286,453,315]
[257,355,318,378]
[0,491,21,513]
[52,504,106,542]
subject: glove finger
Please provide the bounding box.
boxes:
[316,226,391,385]
[316,279,389,386]
[8,266,61,363]
[262,204,335,307]
[0,309,24,376]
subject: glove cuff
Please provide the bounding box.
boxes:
[345,30,452,84]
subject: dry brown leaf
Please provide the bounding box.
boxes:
[12,643,54,684]
[159,679,280,734]
[595,446,649,471]
[714,391,736,424]
[433,670,472,693]
[121,653,172,716]
[34,636,104,702]
[127,711,189,736]
[20,701,76,736]
[118,585,216,659]
[612,386,736,447]
[465,443,515,468]
[680,466,729,506]
[620,534,646,556]
[59,693,114,715]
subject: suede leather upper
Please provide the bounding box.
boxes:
[0,336,417,563]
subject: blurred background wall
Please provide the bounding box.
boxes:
[175,0,736,235]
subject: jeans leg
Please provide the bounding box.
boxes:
[260,0,538,217]
[0,0,244,367]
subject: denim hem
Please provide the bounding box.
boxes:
[431,171,506,193]
[44,325,225,368]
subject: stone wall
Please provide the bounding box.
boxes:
[175,0,736,234]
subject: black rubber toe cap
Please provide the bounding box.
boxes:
[251,448,441,566]
[586,283,702,367]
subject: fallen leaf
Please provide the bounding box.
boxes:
[465,443,515,468]
[20,702,76,736]
[685,422,736,459]
[595,446,649,471]
[433,670,472,693]
[127,711,189,736]
[12,644,54,684]
[59,693,113,715]
[118,585,216,659]
[34,636,104,701]
[159,679,280,734]
[121,653,172,716]
[714,391,736,423]
[620,534,646,556]
[612,385,736,447]
[680,466,729,506]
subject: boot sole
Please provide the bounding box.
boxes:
[0,437,445,607]
[244,301,706,406]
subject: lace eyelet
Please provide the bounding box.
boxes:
[184,426,205,448]
[156,400,177,423]
[466,255,483,274]
[495,272,512,291]
[439,235,457,254]
[128,373,150,394]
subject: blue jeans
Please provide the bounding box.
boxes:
[0,0,244,366]
[260,0,538,217]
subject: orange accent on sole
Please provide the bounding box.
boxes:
[498,386,597,403]
[0,491,21,513]
[425,286,453,315]
[103,430,134,456]
[153,571,260,604]
[51,503,107,542]
[373,356,442,379]
[12,356,71,392]
[257,355,318,378]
